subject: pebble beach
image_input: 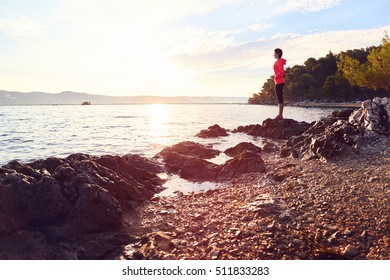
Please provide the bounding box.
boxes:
[124,151,390,260]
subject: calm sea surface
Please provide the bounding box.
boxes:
[0,104,335,165]
[0,104,335,194]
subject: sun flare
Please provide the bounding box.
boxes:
[138,53,179,79]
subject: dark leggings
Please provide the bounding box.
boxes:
[275,83,284,104]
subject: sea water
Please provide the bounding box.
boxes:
[0,104,335,195]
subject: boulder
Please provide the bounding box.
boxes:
[13,175,71,226]
[282,99,390,160]
[232,119,310,140]
[158,141,222,180]
[158,141,220,159]
[160,150,219,181]
[94,155,163,202]
[53,183,122,239]
[232,124,262,135]
[224,142,262,157]
[310,134,342,159]
[350,97,390,135]
[196,124,229,138]
[158,141,267,182]
[0,153,164,259]
[122,154,164,174]
[259,118,311,139]
[217,150,266,180]
[282,118,356,160]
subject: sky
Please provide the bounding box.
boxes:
[0,0,389,97]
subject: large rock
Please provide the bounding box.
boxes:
[162,151,219,181]
[196,124,229,138]
[350,97,390,135]
[158,141,266,182]
[233,119,310,140]
[283,98,390,160]
[0,153,164,259]
[233,124,262,135]
[217,150,266,180]
[52,183,122,239]
[157,141,221,181]
[93,155,163,202]
[260,118,311,139]
[224,142,262,157]
[158,141,220,159]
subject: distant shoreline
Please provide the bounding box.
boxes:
[291,102,361,109]
[248,102,362,109]
[0,102,248,106]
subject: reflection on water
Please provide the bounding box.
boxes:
[147,104,172,147]
[158,174,225,197]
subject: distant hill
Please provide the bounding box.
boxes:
[0,90,247,105]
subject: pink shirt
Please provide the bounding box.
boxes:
[273,58,286,84]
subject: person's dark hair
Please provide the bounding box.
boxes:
[274,48,283,58]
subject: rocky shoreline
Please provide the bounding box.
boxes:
[0,97,389,260]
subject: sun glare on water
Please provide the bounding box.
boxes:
[146,104,172,147]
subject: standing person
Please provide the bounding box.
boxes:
[273,48,286,120]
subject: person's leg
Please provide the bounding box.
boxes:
[275,83,284,119]
[278,102,284,119]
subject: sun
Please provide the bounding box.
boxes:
[134,51,197,95]
[138,53,179,79]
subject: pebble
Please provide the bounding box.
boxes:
[207,233,219,240]
[342,244,360,257]
[324,224,338,231]
[229,249,240,256]
[343,229,352,235]
[209,248,220,259]
[188,225,200,232]
[367,176,379,182]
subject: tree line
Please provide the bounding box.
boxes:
[248,34,390,104]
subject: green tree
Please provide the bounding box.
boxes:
[249,36,388,105]
[339,34,390,91]
[322,75,337,100]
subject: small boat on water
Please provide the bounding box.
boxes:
[81,101,91,105]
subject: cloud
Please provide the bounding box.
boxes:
[55,0,241,27]
[168,22,273,60]
[283,26,390,65]
[0,7,45,41]
[267,0,341,14]
[173,25,390,72]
